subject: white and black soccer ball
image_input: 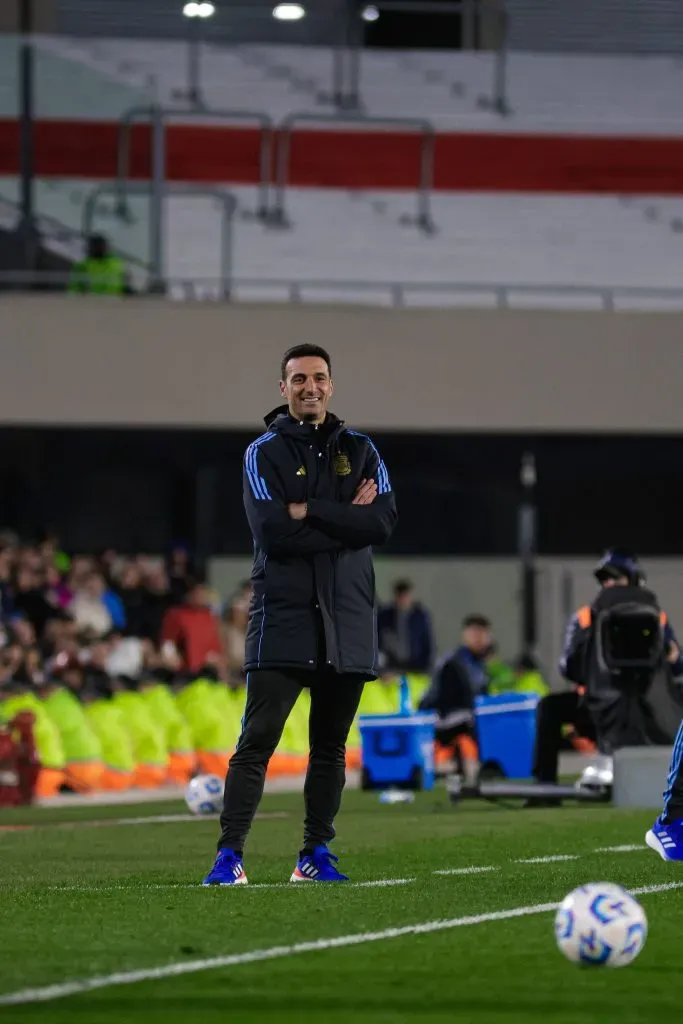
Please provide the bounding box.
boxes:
[185,773,224,816]
[554,882,648,967]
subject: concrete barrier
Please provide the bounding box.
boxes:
[612,746,672,809]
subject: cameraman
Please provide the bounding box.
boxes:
[531,549,682,798]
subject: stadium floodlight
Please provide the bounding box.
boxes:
[183,1,215,16]
[361,5,380,21]
[272,3,306,21]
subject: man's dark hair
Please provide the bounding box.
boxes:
[462,614,491,629]
[393,579,414,596]
[281,344,332,382]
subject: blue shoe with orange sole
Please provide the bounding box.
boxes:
[203,848,248,885]
[290,844,349,882]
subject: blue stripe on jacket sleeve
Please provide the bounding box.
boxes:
[245,434,275,500]
[348,431,391,495]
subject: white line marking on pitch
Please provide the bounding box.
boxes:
[434,866,498,876]
[35,878,414,893]
[1,881,680,1006]
[515,855,579,865]
[594,844,644,854]
[357,878,414,887]
[14,840,651,896]
[0,811,287,834]
[434,842,649,876]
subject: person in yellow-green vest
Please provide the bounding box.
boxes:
[69,234,130,296]
[486,648,550,699]
[41,674,104,794]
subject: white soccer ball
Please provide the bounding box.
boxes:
[554,882,648,967]
[185,773,224,816]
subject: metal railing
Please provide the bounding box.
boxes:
[50,1,511,116]
[114,104,273,224]
[270,112,437,234]
[3,273,683,312]
[354,1,510,116]
[82,185,238,296]
[0,190,148,269]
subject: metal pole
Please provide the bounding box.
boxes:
[462,0,476,49]
[272,126,292,226]
[518,452,538,658]
[18,0,38,271]
[493,7,510,115]
[331,47,345,108]
[418,128,435,232]
[115,107,155,220]
[220,195,236,299]
[149,107,166,291]
[344,0,363,112]
[187,16,202,108]
[257,130,271,220]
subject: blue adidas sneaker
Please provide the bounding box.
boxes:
[290,844,349,882]
[202,848,248,885]
[646,817,683,861]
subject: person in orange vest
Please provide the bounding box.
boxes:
[530,549,683,802]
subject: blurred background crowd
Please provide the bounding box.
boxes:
[0,532,554,801]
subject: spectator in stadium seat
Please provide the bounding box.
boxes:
[0,547,14,618]
[69,572,114,639]
[377,579,435,675]
[68,234,129,296]
[114,562,149,637]
[161,579,224,676]
[220,581,252,687]
[140,564,173,641]
[11,566,61,639]
[44,564,73,611]
[7,613,37,652]
[167,544,195,603]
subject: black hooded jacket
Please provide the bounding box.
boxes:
[243,406,397,679]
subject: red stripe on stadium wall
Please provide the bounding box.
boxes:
[1,119,683,193]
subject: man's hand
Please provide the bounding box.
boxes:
[352,478,378,506]
[287,503,308,521]
[667,641,681,665]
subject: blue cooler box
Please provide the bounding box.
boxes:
[474,693,540,779]
[359,712,437,791]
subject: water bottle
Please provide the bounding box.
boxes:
[398,675,412,715]
[379,787,415,805]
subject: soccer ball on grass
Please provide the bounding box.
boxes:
[554,882,647,967]
[185,773,224,815]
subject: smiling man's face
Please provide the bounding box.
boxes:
[280,355,334,424]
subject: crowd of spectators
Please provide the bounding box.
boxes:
[0,533,250,699]
[0,535,556,801]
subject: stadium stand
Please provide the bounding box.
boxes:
[3,36,683,134]
[2,178,683,307]
[1,31,682,307]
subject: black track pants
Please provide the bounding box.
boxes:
[218,668,365,853]
[532,690,596,784]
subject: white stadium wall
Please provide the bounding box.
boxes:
[2,297,683,432]
[209,556,683,689]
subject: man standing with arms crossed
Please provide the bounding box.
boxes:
[203,344,397,885]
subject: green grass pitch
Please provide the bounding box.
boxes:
[0,789,681,1023]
